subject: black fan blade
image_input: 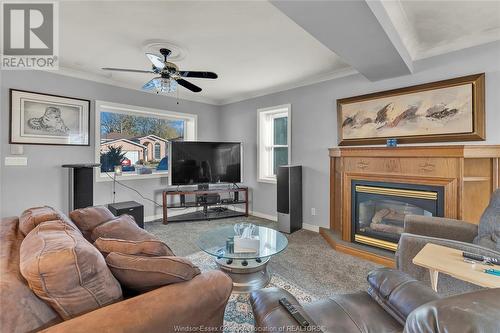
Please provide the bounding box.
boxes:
[176,78,202,92]
[179,71,218,79]
[102,67,154,74]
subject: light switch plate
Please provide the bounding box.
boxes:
[5,156,28,166]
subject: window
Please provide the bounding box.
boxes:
[154,143,161,160]
[95,101,197,181]
[257,104,291,183]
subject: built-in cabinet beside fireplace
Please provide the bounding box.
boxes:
[325,145,500,262]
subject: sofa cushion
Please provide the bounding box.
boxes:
[94,237,174,256]
[367,268,440,325]
[1,217,62,333]
[20,220,122,320]
[19,206,79,236]
[106,252,201,292]
[474,189,500,250]
[91,214,158,242]
[69,206,116,240]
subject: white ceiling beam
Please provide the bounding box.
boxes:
[365,0,413,73]
[270,0,413,81]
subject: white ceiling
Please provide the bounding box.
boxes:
[58,1,348,105]
[56,1,500,105]
[382,0,500,60]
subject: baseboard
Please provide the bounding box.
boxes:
[239,208,320,233]
[145,208,320,233]
[302,223,320,233]
[250,211,278,221]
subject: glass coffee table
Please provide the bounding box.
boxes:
[197,225,288,293]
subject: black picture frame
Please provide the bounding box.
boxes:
[10,89,91,146]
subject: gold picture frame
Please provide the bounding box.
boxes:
[337,73,485,146]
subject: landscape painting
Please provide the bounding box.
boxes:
[337,74,485,145]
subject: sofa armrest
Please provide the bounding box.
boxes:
[396,233,499,295]
[42,270,232,333]
[404,215,478,242]
[250,287,315,332]
[367,268,440,325]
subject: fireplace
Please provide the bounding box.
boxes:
[351,180,444,251]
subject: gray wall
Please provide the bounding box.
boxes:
[2,42,499,225]
[219,42,500,228]
[0,71,221,218]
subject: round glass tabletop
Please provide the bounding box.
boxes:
[197,225,288,260]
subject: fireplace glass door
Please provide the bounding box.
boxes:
[352,181,444,251]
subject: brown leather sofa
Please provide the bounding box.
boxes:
[1,214,232,333]
[250,268,500,332]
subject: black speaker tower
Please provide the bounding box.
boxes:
[277,165,302,233]
[62,164,100,210]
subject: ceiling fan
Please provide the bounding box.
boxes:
[102,48,217,93]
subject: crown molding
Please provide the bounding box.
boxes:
[43,64,357,107]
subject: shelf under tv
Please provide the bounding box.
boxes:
[167,209,247,223]
[162,186,248,224]
[166,200,247,209]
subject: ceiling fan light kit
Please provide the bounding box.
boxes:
[102,48,217,95]
[152,77,178,94]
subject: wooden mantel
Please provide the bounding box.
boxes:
[329,145,500,159]
[324,145,500,266]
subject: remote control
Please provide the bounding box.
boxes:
[463,252,500,265]
[279,298,310,328]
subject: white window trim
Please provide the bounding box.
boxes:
[95,100,197,182]
[257,104,291,184]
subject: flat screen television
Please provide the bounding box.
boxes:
[169,141,242,185]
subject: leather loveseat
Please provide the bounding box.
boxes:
[0,209,232,333]
[250,268,500,333]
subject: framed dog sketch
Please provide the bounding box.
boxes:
[337,73,485,145]
[10,89,90,146]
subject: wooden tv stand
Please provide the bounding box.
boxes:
[162,186,248,224]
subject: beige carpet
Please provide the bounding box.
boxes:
[146,215,381,298]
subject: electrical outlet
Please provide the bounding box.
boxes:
[311,208,316,216]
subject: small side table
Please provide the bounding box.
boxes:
[108,201,144,228]
[412,243,500,291]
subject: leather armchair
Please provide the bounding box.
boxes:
[250,268,500,333]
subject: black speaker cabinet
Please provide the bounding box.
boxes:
[108,201,144,228]
[277,165,302,233]
[62,164,100,210]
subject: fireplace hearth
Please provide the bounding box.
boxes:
[351,180,444,251]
